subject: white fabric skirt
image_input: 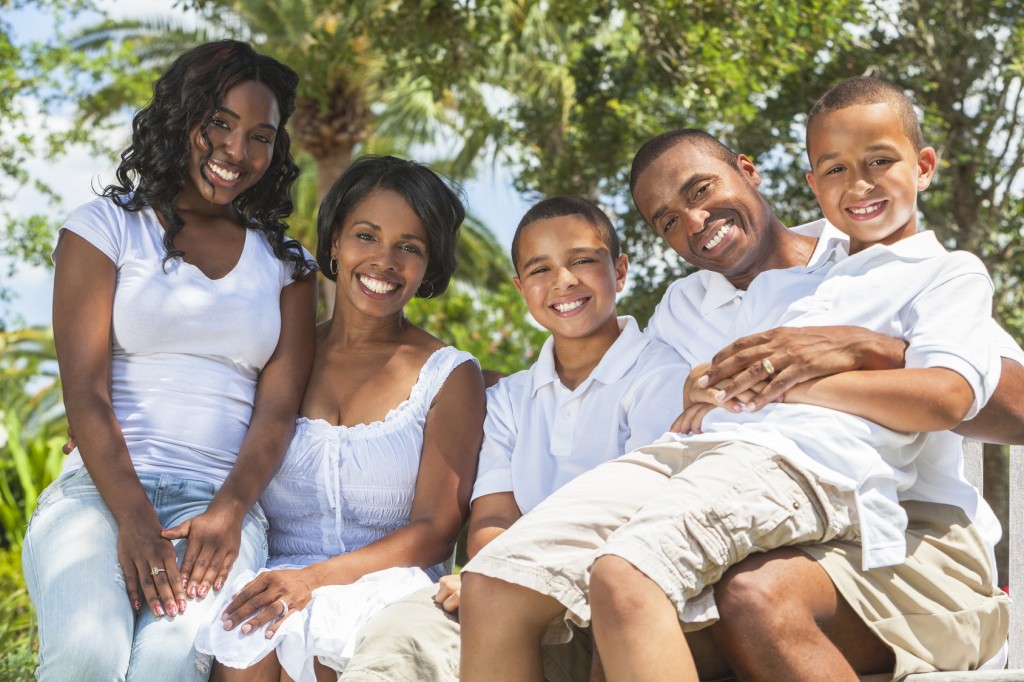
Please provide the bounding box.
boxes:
[195,565,433,682]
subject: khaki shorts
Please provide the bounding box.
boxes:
[463,440,855,642]
[804,500,1010,681]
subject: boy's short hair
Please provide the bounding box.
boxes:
[511,196,620,272]
[629,129,739,196]
[807,76,925,151]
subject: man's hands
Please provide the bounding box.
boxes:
[698,326,906,412]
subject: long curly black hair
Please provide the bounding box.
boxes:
[102,40,313,278]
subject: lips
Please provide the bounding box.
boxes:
[699,217,736,252]
[551,296,590,315]
[206,159,243,186]
[358,274,400,297]
[844,199,887,220]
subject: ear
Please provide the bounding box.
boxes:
[916,146,937,191]
[512,275,524,296]
[613,253,629,293]
[736,154,762,187]
[805,169,820,201]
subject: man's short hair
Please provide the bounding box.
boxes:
[807,76,925,151]
[511,196,620,273]
[629,130,739,195]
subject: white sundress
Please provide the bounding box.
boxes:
[196,346,478,681]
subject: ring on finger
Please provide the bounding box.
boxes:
[151,566,166,576]
[760,358,775,375]
[276,598,289,618]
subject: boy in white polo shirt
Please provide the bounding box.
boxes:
[340,196,688,681]
[459,79,1005,681]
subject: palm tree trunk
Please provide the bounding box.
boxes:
[314,145,355,318]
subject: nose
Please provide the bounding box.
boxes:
[554,265,579,290]
[685,208,710,236]
[850,166,875,195]
[222,130,247,163]
[372,244,398,272]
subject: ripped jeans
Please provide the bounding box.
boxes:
[22,467,268,682]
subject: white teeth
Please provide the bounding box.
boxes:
[359,275,399,295]
[553,299,586,313]
[703,221,733,250]
[208,161,240,182]
[848,202,883,215]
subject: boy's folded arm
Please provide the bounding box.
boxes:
[954,357,1024,445]
[784,367,974,432]
[466,492,521,559]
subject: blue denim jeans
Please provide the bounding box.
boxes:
[22,468,269,682]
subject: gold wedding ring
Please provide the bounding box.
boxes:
[760,358,776,375]
[277,598,290,618]
[150,567,166,576]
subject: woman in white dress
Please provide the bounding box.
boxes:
[198,155,486,682]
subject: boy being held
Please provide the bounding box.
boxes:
[460,78,1004,682]
[342,196,691,681]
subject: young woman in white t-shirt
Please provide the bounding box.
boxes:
[22,40,317,682]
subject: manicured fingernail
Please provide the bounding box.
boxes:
[199,585,209,598]
[178,600,187,613]
[745,402,756,412]
[714,390,726,402]
[265,629,275,639]
[181,578,188,589]
[697,375,709,388]
[133,600,141,611]
[155,605,165,617]
[168,604,177,617]
[214,580,223,591]
[730,404,741,413]
[223,619,233,630]
[241,623,252,634]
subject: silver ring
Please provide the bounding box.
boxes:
[277,598,289,618]
[150,567,166,576]
[760,358,775,375]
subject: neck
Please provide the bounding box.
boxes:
[727,219,818,291]
[551,315,621,391]
[324,302,411,349]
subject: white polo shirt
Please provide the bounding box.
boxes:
[649,219,1021,557]
[656,229,1001,568]
[471,316,688,515]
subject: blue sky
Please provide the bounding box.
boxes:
[1,0,533,328]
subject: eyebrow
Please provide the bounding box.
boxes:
[353,220,428,245]
[519,245,607,271]
[217,106,279,133]
[649,173,712,225]
[813,143,900,169]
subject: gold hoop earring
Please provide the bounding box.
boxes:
[330,258,338,276]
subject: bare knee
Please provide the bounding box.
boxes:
[590,556,658,626]
[460,572,558,633]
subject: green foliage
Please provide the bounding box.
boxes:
[406,281,547,376]
[0,548,36,676]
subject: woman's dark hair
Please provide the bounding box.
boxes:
[315,155,464,298]
[102,39,312,277]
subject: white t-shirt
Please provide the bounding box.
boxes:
[59,196,306,486]
[471,316,688,515]
[652,227,1002,568]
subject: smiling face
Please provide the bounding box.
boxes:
[805,102,936,254]
[331,188,430,317]
[631,140,779,286]
[513,215,627,341]
[184,79,281,209]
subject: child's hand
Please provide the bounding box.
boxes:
[434,573,462,613]
[670,403,718,435]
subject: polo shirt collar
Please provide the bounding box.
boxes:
[842,229,945,262]
[699,270,745,317]
[529,316,648,396]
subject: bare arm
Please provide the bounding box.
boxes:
[53,231,186,618]
[433,491,521,613]
[163,274,317,598]
[699,326,907,410]
[784,367,974,432]
[954,358,1024,444]
[222,359,486,635]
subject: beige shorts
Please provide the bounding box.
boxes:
[463,439,855,642]
[803,500,1010,681]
